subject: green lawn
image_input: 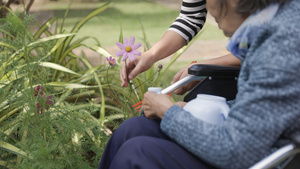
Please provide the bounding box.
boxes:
[35,0,226,47]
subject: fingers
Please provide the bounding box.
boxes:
[142,92,157,119]
[120,59,137,87]
[174,101,187,108]
[120,63,128,87]
[142,92,174,119]
[173,87,185,95]
[127,64,143,81]
[120,54,153,87]
[171,66,188,95]
[171,69,183,84]
[171,64,201,95]
[173,81,200,95]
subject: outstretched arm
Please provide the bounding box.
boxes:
[120,0,207,87]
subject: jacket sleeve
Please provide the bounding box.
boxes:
[168,0,207,43]
[160,15,300,169]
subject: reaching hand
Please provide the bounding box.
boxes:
[171,63,201,95]
[120,51,156,87]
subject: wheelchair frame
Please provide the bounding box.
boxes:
[159,64,300,169]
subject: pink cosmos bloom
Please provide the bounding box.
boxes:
[106,56,116,66]
[116,36,141,61]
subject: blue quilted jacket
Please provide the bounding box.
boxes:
[161,0,300,168]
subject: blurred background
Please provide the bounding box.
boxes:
[7,0,229,67]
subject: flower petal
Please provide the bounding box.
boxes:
[132,49,141,56]
[110,60,116,66]
[46,100,54,105]
[122,53,128,61]
[132,42,141,50]
[127,53,136,61]
[116,42,126,50]
[129,36,135,46]
[123,37,129,46]
[116,50,125,57]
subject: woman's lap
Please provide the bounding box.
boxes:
[99,116,216,169]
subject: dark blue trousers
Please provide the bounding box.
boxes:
[98,116,217,169]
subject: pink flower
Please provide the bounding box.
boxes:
[36,102,43,114]
[34,85,54,114]
[158,64,163,70]
[106,56,116,66]
[33,85,43,97]
[116,36,141,61]
[46,95,54,106]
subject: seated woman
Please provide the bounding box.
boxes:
[99,0,300,168]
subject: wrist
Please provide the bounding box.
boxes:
[147,47,161,63]
[158,102,174,119]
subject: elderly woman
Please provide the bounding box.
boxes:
[99,0,300,168]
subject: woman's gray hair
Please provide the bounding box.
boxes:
[218,0,290,16]
[236,0,290,15]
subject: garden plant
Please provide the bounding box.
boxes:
[0,0,201,168]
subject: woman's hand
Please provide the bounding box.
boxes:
[120,31,187,87]
[174,101,187,107]
[171,63,200,95]
[142,92,174,120]
[120,51,155,87]
[171,54,241,95]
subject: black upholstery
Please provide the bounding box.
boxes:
[184,64,240,102]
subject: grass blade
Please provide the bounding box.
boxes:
[39,62,81,76]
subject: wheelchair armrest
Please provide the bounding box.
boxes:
[188,64,240,77]
[184,64,240,102]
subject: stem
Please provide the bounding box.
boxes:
[133,71,158,90]
[124,60,134,99]
[150,71,161,87]
[106,66,123,102]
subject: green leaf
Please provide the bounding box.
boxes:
[0,42,18,50]
[48,82,97,89]
[39,62,81,76]
[0,140,27,157]
[83,44,119,65]
[2,33,75,70]
[71,1,112,34]
[62,1,112,52]
[34,17,57,39]
[0,160,13,169]
[28,33,76,48]
[0,28,15,39]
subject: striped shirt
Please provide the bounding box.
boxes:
[168,0,207,43]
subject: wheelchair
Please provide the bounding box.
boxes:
[157,64,300,169]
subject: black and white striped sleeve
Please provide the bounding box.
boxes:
[168,0,207,43]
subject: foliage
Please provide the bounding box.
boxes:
[0,0,35,18]
[0,2,115,168]
[0,0,204,168]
